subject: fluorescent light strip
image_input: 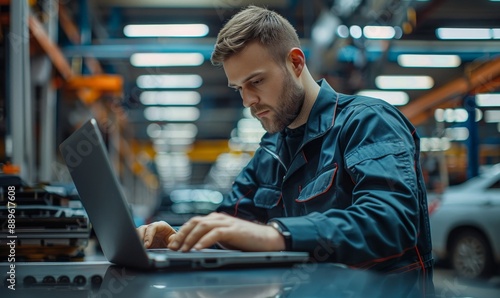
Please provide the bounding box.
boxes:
[439,108,468,123]
[436,28,492,40]
[349,26,362,39]
[144,107,200,121]
[493,29,500,39]
[435,108,482,122]
[356,90,409,106]
[137,74,202,89]
[420,137,451,152]
[131,53,204,67]
[124,24,209,37]
[148,124,199,140]
[140,91,201,105]
[363,26,396,39]
[163,123,198,138]
[375,75,434,90]
[485,110,500,123]
[337,25,349,38]
[397,54,461,68]
[445,127,469,141]
[477,93,500,107]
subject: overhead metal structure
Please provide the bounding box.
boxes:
[400,57,500,126]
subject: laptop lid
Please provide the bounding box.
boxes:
[60,119,309,269]
[60,119,153,269]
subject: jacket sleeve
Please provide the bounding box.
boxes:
[274,103,421,267]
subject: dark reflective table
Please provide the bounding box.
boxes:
[2,261,430,297]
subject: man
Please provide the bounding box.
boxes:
[138,4,434,288]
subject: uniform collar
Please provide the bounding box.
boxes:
[303,79,339,139]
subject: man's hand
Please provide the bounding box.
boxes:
[167,212,286,252]
[137,221,177,248]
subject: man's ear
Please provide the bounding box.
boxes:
[288,48,305,77]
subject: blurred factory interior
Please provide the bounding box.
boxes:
[1,0,499,223]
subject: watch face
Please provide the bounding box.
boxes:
[270,222,290,237]
[271,222,282,232]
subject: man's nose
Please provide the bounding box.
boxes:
[241,88,259,108]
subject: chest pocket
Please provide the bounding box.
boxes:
[296,164,338,203]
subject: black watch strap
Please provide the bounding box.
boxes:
[268,220,292,251]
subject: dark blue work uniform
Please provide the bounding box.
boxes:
[218,79,434,295]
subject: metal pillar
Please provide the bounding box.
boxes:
[39,0,59,182]
[464,95,479,179]
[9,0,34,184]
[79,0,91,74]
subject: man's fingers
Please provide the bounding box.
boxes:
[137,221,177,249]
[180,219,218,251]
[169,216,202,251]
[143,224,157,248]
[171,214,229,251]
[136,225,148,241]
[193,227,228,250]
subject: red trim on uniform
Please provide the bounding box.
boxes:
[415,246,426,297]
[233,189,254,217]
[352,245,415,269]
[277,193,282,207]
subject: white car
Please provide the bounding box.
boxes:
[429,163,500,279]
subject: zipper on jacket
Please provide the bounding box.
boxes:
[261,127,333,181]
[262,146,288,172]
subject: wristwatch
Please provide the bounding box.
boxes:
[267,221,292,251]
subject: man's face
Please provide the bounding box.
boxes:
[223,42,305,133]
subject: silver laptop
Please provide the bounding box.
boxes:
[59,118,309,270]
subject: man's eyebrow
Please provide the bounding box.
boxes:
[227,71,263,88]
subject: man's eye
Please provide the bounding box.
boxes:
[253,79,262,85]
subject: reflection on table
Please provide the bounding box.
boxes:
[2,261,428,297]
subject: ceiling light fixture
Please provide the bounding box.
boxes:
[336,25,349,38]
[445,127,469,141]
[144,107,200,121]
[131,53,204,67]
[137,74,202,89]
[493,29,500,39]
[397,54,461,68]
[375,75,434,90]
[476,93,500,107]
[356,90,409,106]
[436,28,492,40]
[485,110,500,123]
[140,91,201,105]
[435,108,482,122]
[124,24,209,37]
[349,25,363,39]
[363,26,396,39]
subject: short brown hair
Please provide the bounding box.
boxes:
[211,5,300,66]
